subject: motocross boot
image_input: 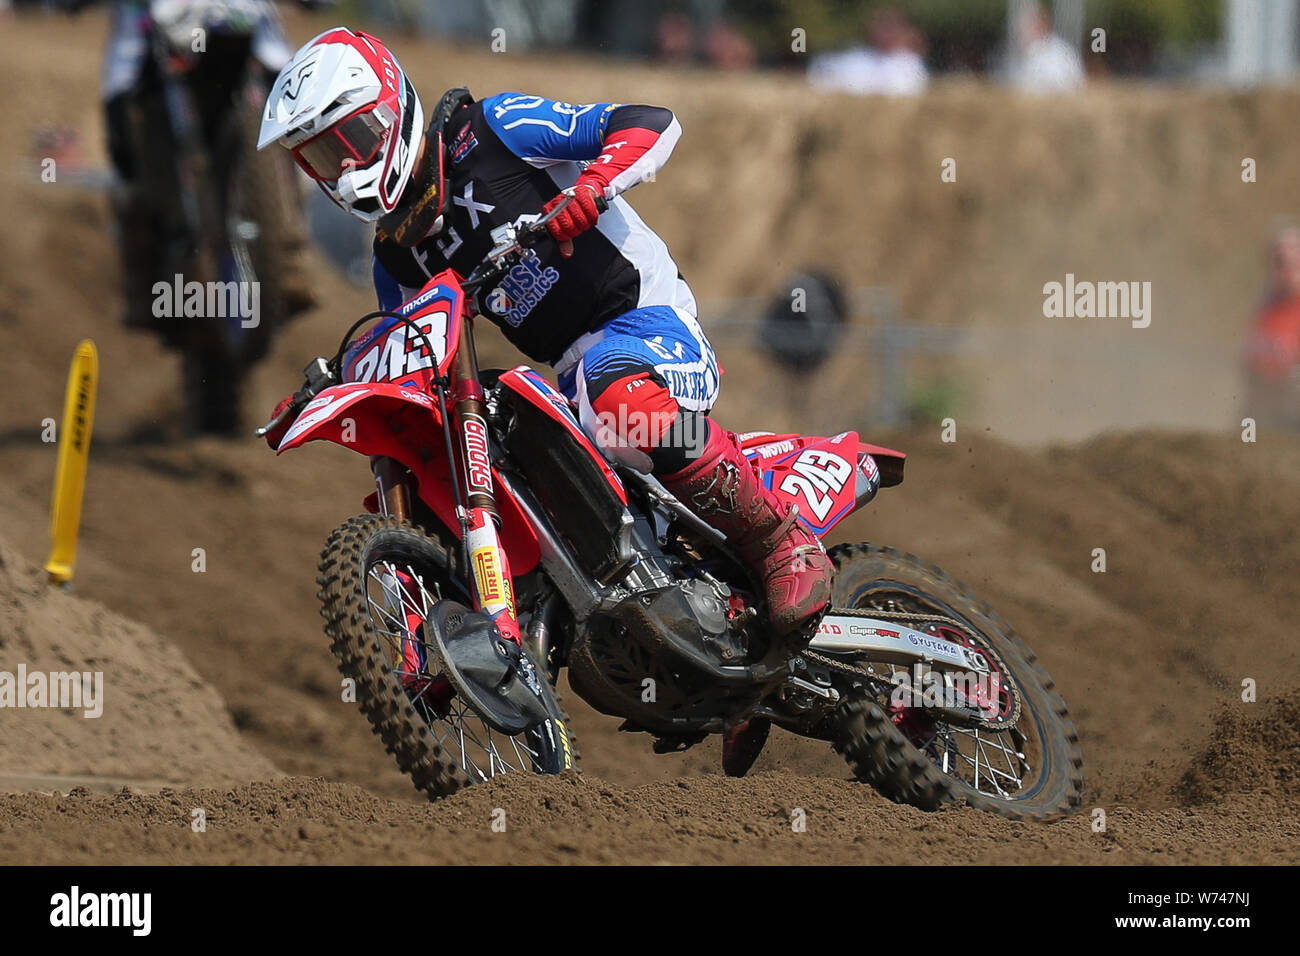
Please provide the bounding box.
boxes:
[659,423,833,638]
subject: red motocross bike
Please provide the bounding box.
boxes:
[259,193,1083,819]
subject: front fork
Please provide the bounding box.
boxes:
[370,311,524,647]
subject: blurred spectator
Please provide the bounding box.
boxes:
[30,125,88,175]
[653,11,754,72]
[655,11,695,64]
[808,6,929,97]
[1247,220,1300,381]
[402,0,579,51]
[704,19,756,72]
[1004,1,1084,93]
[1244,219,1300,428]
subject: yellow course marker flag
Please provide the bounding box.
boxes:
[45,339,98,586]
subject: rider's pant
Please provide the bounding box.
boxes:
[555,305,720,474]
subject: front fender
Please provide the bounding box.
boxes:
[276,382,439,454]
[276,383,541,573]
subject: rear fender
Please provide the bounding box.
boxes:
[277,383,541,573]
[741,430,906,536]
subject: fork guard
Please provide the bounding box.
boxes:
[428,601,551,735]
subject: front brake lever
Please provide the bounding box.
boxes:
[253,358,335,438]
[254,394,301,439]
[524,187,609,243]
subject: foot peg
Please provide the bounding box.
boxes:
[649,730,708,754]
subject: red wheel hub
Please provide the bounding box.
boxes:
[888,621,1013,741]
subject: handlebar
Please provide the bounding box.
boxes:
[254,188,607,438]
[461,187,608,297]
[534,185,610,231]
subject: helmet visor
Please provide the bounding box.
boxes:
[293,107,389,182]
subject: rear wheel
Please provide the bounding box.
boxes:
[317,515,577,800]
[826,544,1083,821]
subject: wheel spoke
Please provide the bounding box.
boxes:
[363,555,553,784]
[851,589,1039,802]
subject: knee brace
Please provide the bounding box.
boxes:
[579,363,707,473]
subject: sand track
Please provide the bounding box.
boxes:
[1,10,1296,864]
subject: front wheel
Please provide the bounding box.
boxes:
[180,346,244,437]
[317,515,577,800]
[825,544,1083,821]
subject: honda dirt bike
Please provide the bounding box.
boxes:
[260,193,1083,820]
[121,0,308,433]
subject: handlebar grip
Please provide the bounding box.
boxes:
[254,404,293,439]
[253,385,309,438]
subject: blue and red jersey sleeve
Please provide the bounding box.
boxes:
[481,92,681,198]
[373,254,406,313]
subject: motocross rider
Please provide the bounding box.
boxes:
[80,0,318,330]
[257,28,833,638]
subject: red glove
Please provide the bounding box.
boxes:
[543,179,604,247]
[263,394,297,450]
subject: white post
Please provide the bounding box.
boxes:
[1226,0,1299,85]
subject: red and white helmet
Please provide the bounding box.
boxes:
[258,28,424,222]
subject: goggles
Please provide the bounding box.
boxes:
[292,104,391,182]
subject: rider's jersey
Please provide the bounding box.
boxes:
[372,91,696,365]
